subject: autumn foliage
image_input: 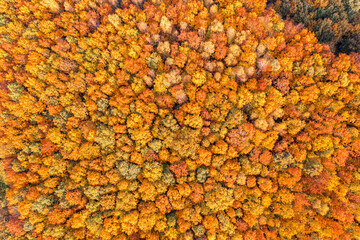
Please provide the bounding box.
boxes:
[0,0,360,239]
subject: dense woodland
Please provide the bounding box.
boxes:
[0,0,360,239]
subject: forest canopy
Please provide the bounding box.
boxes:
[0,0,360,239]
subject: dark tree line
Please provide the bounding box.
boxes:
[267,0,360,54]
